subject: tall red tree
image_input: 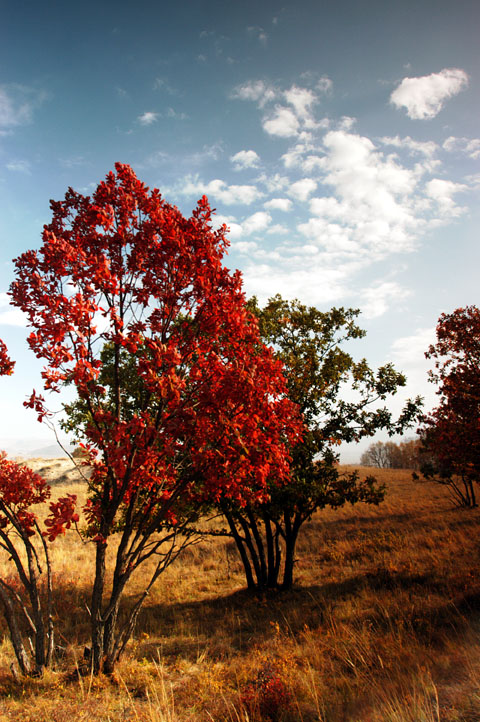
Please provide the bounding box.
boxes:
[418,306,480,507]
[10,163,302,673]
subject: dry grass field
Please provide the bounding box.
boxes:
[0,461,479,721]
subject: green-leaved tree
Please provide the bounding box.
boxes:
[221,296,422,590]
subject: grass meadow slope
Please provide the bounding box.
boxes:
[0,462,479,721]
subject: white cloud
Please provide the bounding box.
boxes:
[230,149,260,170]
[338,116,356,131]
[264,198,293,212]
[212,214,244,240]
[388,327,438,414]
[266,223,288,235]
[263,106,300,137]
[297,130,424,259]
[231,240,259,254]
[0,293,26,326]
[360,282,411,319]
[0,88,30,128]
[288,178,317,202]
[390,327,436,368]
[0,309,27,326]
[258,173,290,192]
[390,68,469,119]
[138,111,159,125]
[242,211,272,235]
[443,136,480,160]
[381,135,438,157]
[181,177,263,205]
[231,80,276,107]
[281,143,312,169]
[212,78,475,313]
[425,178,467,216]
[241,261,350,306]
[0,85,45,129]
[284,86,317,122]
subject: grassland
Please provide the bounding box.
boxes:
[0,462,479,721]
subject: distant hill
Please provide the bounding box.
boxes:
[0,438,74,459]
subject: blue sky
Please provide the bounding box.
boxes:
[0,0,479,458]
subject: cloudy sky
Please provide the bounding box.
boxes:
[0,0,479,458]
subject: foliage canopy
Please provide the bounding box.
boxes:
[417,306,480,507]
[9,164,302,671]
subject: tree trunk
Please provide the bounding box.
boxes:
[281,513,302,590]
[224,511,256,589]
[0,585,31,676]
[247,509,268,588]
[469,478,477,507]
[236,515,265,588]
[264,515,281,588]
[91,542,107,674]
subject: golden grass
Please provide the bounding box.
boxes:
[0,464,479,720]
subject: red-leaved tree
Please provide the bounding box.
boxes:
[417,306,480,507]
[0,453,78,676]
[0,339,15,377]
[10,163,302,673]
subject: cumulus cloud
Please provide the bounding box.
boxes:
[234,80,330,138]
[240,261,350,306]
[338,116,356,131]
[288,178,317,202]
[181,177,263,205]
[264,198,293,212]
[443,136,480,159]
[296,130,427,261]
[266,223,289,235]
[381,135,438,157]
[230,149,260,170]
[258,173,290,192]
[138,111,159,125]
[231,80,276,107]
[281,142,314,169]
[230,240,259,254]
[390,68,469,119]
[242,211,272,235]
[284,86,317,123]
[200,77,475,312]
[263,106,300,137]
[425,178,467,216]
[360,282,411,319]
[212,214,244,240]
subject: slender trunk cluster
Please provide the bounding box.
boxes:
[0,523,54,676]
[224,507,302,591]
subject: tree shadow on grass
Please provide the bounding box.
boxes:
[306,505,480,540]
[132,566,480,663]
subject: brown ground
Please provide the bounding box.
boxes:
[0,465,478,721]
